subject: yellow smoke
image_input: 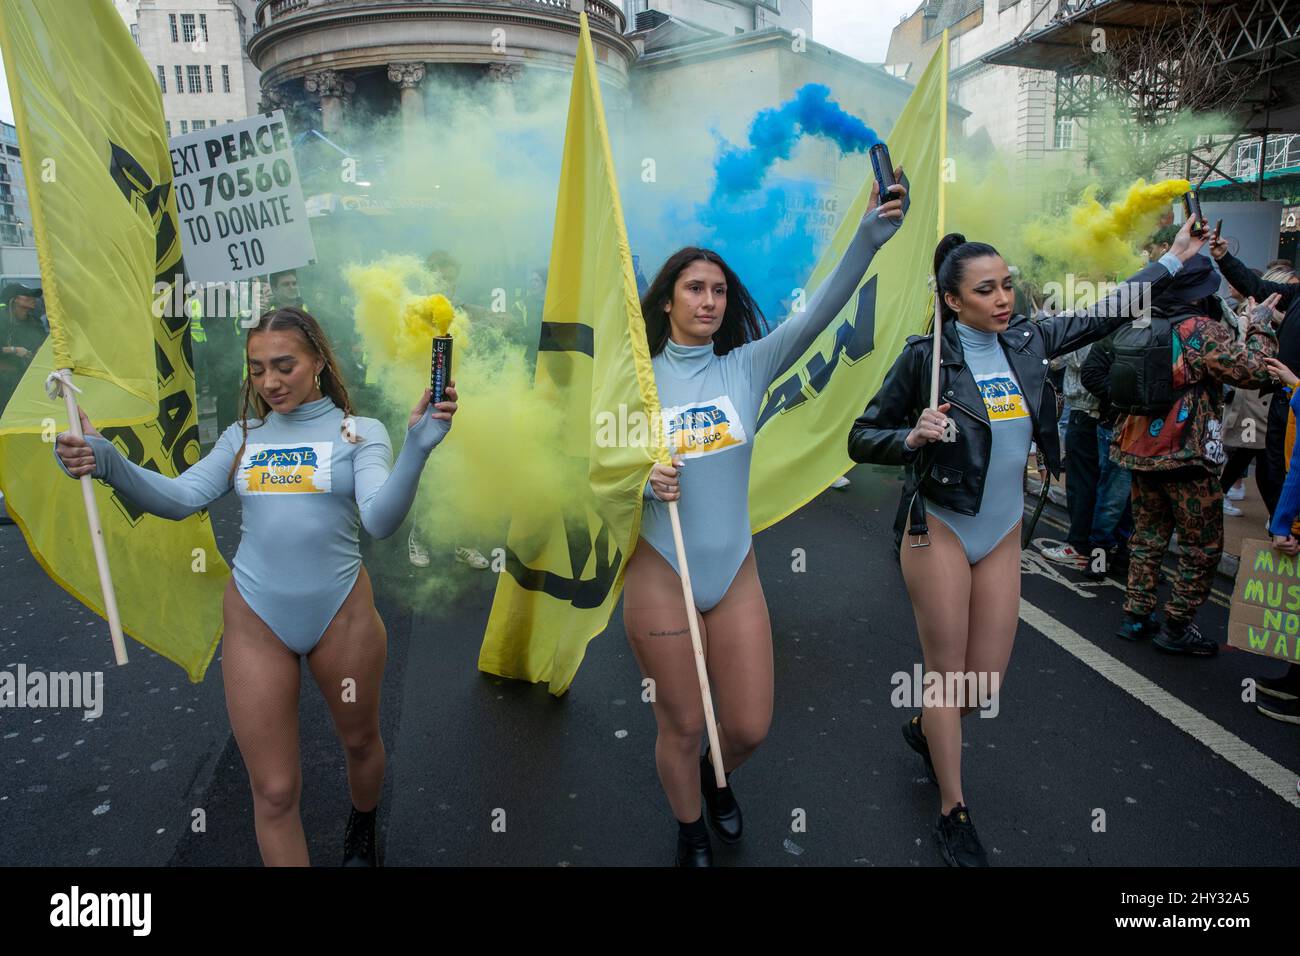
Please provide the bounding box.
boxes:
[345,255,472,371]
[1021,178,1190,282]
[343,254,563,597]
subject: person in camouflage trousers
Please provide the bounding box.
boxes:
[1125,470,1224,632]
[1093,254,1283,656]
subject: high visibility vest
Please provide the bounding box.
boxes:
[188,297,206,343]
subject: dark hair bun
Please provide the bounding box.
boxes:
[933,233,967,276]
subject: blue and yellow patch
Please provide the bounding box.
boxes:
[239,443,332,494]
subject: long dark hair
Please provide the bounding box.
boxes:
[227,307,359,483]
[934,232,1002,325]
[640,248,765,356]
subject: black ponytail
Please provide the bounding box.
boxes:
[933,232,1001,323]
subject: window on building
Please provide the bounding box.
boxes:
[157,65,166,93]
[222,65,231,93]
[187,65,202,94]
[175,65,184,92]
[165,121,172,137]
[204,65,213,93]
[169,13,178,42]
[180,120,188,134]
[130,23,140,46]
[199,13,208,42]
[181,13,196,44]
[192,120,206,131]
[1054,116,1075,150]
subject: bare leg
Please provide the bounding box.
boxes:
[306,565,388,812]
[624,540,709,823]
[221,578,308,866]
[899,516,972,815]
[700,548,773,773]
[962,524,1022,724]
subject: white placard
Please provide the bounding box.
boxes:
[169,111,315,282]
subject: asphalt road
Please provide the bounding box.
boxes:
[1,463,1297,867]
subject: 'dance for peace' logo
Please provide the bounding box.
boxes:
[661,396,748,460]
[239,443,332,494]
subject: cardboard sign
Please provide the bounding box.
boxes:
[168,111,315,282]
[1228,538,1300,662]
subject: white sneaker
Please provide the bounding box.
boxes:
[1040,543,1088,568]
[455,546,489,569]
[830,476,850,489]
[1223,500,1243,517]
[408,527,430,567]
[1228,481,1246,501]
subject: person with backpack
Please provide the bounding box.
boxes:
[1100,252,1282,656]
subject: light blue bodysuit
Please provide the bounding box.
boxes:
[925,321,1034,563]
[640,207,899,610]
[57,396,447,654]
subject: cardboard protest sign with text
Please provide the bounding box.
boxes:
[169,111,314,282]
[1228,538,1300,663]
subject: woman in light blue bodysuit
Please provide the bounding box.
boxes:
[628,176,907,866]
[54,308,455,867]
[849,222,1206,866]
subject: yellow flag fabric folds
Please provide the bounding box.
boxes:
[0,0,229,680]
[479,13,663,695]
[749,38,950,532]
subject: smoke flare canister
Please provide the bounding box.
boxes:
[430,335,452,404]
[870,143,899,202]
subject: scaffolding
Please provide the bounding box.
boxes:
[982,0,1300,195]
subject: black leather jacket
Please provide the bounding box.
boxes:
[847,260,1177,543]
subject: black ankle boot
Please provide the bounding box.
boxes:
[675,815,712,867]
[700,750,743,844]
[342,805,379,867]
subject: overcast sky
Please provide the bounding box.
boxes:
[814,0,920,63]
[0,0,921,125]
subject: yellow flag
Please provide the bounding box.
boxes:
[479,13,663,695]
[0,0,229,681]
[749,37,949,532]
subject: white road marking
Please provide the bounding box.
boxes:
[1018,598,1300,810]
[1022,536,1125,599]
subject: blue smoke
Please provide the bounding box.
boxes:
[695,85,880,328]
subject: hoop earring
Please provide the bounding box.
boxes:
[314,373,321,389]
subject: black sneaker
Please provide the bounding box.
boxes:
[1153,618,1219,657]
[700,750,742,844]
[934,803,989,867]
[342,806,379,867]
[1256,671,1300,702]
[902,714,937,785]
[1257,696,1300,725]
[675,816,713,867]
[1116,611,1161,642]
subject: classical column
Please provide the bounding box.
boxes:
[304,69,346,133]
[387,62,426,134]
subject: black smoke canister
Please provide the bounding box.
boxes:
[870,143,899,202]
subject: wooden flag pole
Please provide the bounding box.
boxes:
[53,370,128,665]
[666,498,727,789]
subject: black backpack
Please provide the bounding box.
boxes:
[1108,317,1190,416]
